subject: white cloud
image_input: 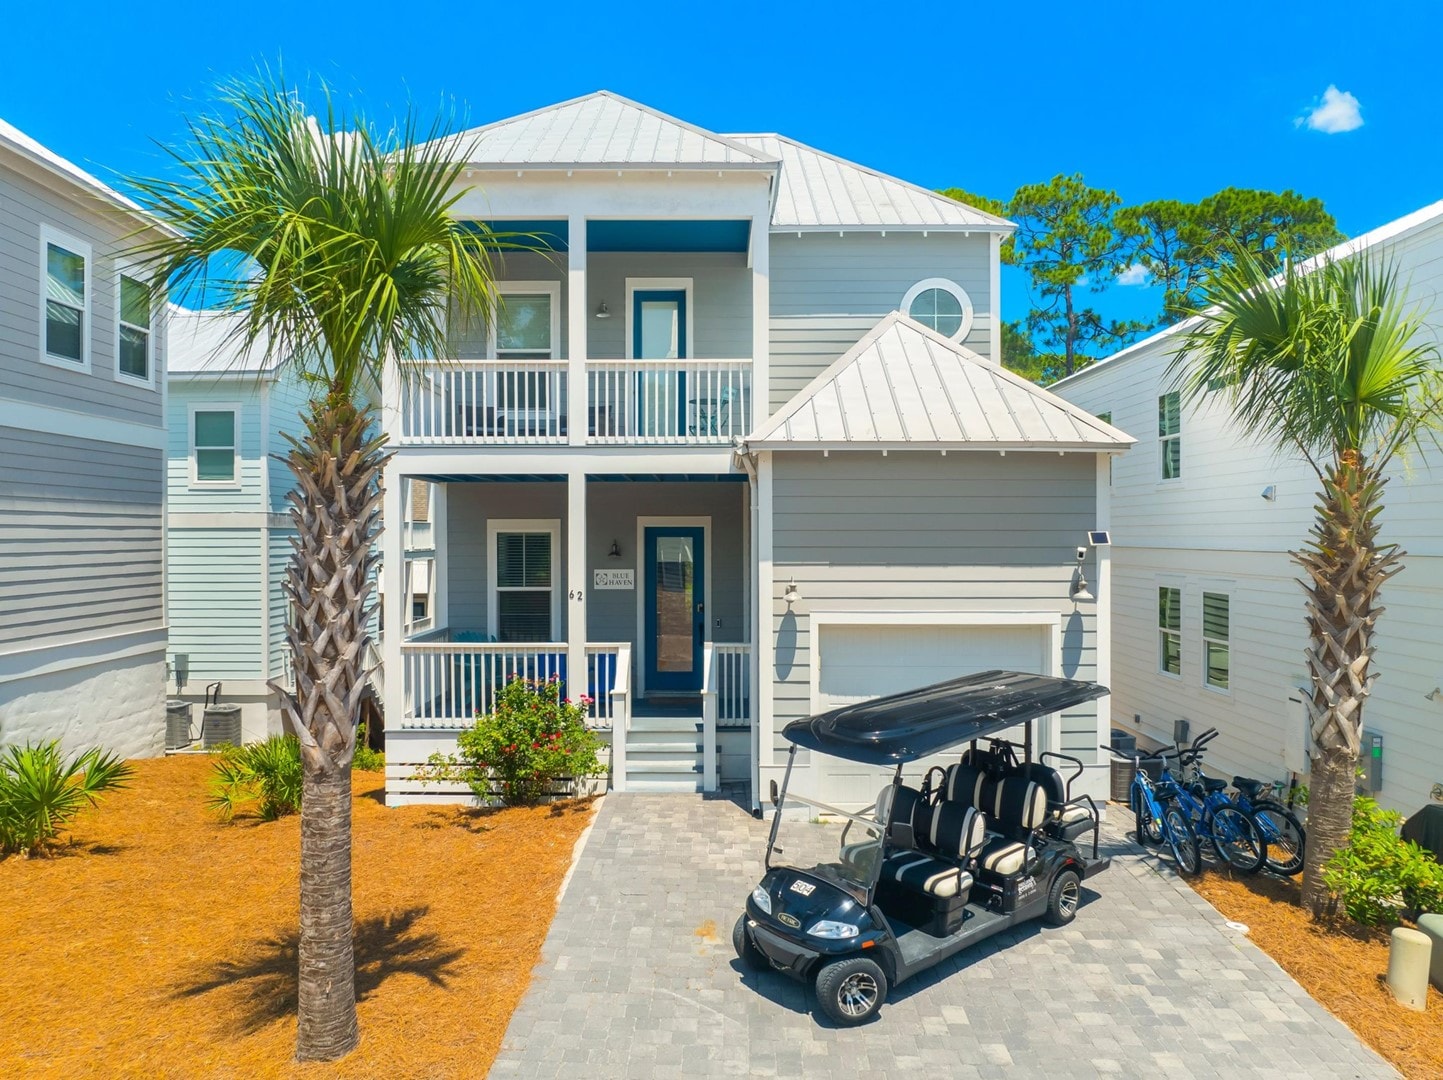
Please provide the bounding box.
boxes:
[1298,86,1364,134]
[1116,264,1149,287]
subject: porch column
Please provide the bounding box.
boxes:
[568,215,588,447]
[566,468,588,705]
[380,459,406,779]
[431,481,448,630]
[749,210,770,433]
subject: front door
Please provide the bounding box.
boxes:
[643,526,705,693]
[633,289,687,437]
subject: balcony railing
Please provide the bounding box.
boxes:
[396,359,750,447]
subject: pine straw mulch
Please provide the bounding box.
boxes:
[1187,866,1443,1079]
[0,755,597,1079]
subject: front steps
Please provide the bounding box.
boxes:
[624,714,704,792]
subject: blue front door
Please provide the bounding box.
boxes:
[644,526,704,693]
[633,289,687,436]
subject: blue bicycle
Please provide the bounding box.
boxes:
[1180,728,1305,876]
[1102,744,1201,876]
[1155,744,1267,874]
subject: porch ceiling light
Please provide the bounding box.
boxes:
[608,539,622,558]
[595,301,611,319]
[783,578,800,606]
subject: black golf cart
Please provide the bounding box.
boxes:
[734,670,1112,1025]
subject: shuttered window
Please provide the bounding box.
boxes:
[495,532,553,642]
[1203,592,1230,690]
[1158,392,1181,480]
[1158,586,1181,676]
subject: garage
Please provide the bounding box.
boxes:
[813,622,1052,805]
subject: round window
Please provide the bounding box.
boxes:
[901,279,974,341]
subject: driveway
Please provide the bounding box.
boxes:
[490,794,1396,1079]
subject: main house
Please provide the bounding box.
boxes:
[1051,200,1443,816]
[380,92,1133,808]
[0,118,169,758]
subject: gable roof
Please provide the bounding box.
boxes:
[725,133,1011,232]
[0,116,160,225]
[168,306,279,376]
[744,313,1133,451]
[437,91,777,169]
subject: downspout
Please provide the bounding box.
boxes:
[736,442,763,817]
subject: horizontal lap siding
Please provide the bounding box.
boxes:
[268,529,295,681]
[587,252,752,359]
[0,428,163,645]
[266,370,310,515]
[166,529,264,681]
[769,452,1100,762]
[768,233,994,415]
[165,382,266,512]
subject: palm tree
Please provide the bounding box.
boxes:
[130,75,501,1060]
[1173,248,1440,917]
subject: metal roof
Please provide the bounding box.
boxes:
[438,91,777,168]
[744,312,1134,451]
[725,133,1012,232]
[167,306,278,376]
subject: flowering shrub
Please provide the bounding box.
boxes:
[416,676,605,806]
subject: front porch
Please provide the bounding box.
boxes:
[383,474,755,802]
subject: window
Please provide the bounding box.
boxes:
[1158,392,1181,480]
[494,529,555,642]
[1203,592,1230,690]
[41,227,90,366]
[900,278,975,342]
[116,271,152,382]
[1158,586,1181,676]
[411,595,429,621]
[496,292,555,360]
[193,408,237,484]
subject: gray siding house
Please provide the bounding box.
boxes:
[379,92,1133,808]
[0,119,170,758]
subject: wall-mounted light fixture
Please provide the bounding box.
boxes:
[595,301,611,319]
[783,577,800,606]
[1261,485,1277,502]
[608,539,622,558]
[1426,687,1442,702]
[1070,547,1094,602]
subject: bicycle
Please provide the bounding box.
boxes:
[1178,727,1304,877]
[1156,743,1266,874]
[1102,745,1201,876]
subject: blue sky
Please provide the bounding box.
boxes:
[4,0,1439,333]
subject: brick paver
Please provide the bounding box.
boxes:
[490,795,1396,1079]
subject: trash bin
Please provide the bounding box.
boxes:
[1110,758,1134,803]
[202,703,243,748]
[165,700,193,750]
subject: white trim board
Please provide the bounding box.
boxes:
[0,398,165,449]
[486,518,563,641]
[633,515,712,698]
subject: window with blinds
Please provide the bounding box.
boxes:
[1158,586,1181,676]
[496,532,553,642]
[1202,592,1230,690]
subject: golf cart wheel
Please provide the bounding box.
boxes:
[733,914,768,971]
[1045,869,1082,926]
[815,956,888,1026]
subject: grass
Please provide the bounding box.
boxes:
[1187,861,1443,1079]
[0,756,596,1078]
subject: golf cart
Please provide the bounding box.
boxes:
[734,670,1112,1025]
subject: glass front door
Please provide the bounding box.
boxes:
[644,526,705,693]
[633,290,687,437]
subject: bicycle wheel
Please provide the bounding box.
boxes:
[1133,786,1163,845]
[1252,801,1305,876]
[1163,805,1202,876]
[1208,805,1266,873]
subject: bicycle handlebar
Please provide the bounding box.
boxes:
[1099,744,1172,764]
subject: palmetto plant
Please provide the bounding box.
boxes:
[0,742,134,857]
[129,73,502,1061]
[208,735,304,822]
[1173,248,1441,917]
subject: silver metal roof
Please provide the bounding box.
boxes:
[0,116,169,228]
[725,133,1012,232]
[440,91,777,168]
[745,313,1133,451]
[168,306,278,375]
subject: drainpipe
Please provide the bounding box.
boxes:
[737,444,763,817]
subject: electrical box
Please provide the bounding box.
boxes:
[1173,718,1190,747]
[1362,731,1383,793]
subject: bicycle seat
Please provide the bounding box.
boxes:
[1232,777,1266,799]
[1154,781,1181,800]
[1200,777,1228,794]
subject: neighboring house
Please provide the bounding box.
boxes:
[1051,200,1443,816]
[380,91,1133,807]
[0,119,170,758]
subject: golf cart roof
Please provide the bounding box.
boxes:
[781,670,1109,765]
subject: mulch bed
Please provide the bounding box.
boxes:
[1188,865,1443,1079]
[0,756,596,1078]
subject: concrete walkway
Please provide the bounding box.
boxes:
[490,794,1396,1079]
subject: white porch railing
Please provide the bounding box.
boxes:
[587,360,751,445]
[399,360,569,444]
[713,644,752,728]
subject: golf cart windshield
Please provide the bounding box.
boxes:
[768,783,890,897]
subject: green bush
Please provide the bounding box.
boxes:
[0,741,134,856]
[208,735,303,822]
[415,676,606,806]
[1322,796,1443,925]
[353,722,385,773]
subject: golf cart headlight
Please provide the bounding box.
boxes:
[806,920,859,940]
[751,885,772,914]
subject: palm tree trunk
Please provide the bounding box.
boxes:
[271,386,387,1062]
[1294,450,1400,917]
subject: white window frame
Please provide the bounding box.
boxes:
[189,402,241,489]
[114,263,156,388]
[1158,391,1182,483]
[487,281,561,360]
[624,277,695,360]
[1157,583,1183,679]
[486,519,562,643]
[38,224,92,372]
[900,278,976,343]
[1201,590,1231,694]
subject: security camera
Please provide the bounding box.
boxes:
[1076,547,1087,562]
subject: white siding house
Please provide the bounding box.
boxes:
[0,119,170,758]
[1051,200,1443,816]
[379,91,1132,808]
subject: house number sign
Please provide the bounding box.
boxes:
[593,569,635,590]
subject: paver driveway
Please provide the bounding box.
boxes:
[490,794,1396,1079]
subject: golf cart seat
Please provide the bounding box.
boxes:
[950,756,1097,843]
[878,799,986,935]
